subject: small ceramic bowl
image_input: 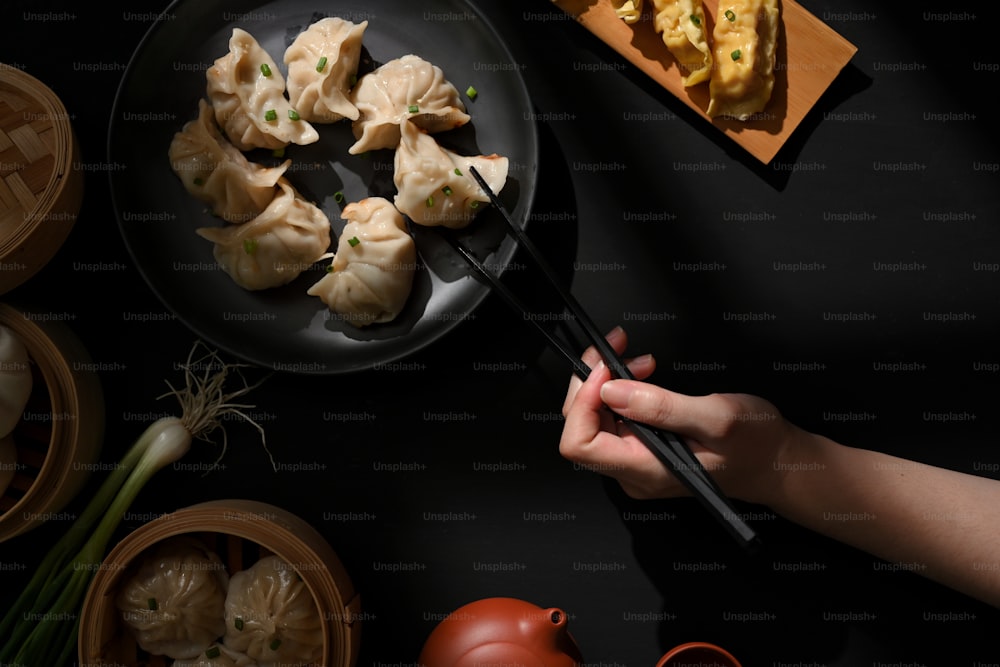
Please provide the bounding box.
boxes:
[0,302,104,542]
[656,641,742,667]
[0,65,84,294]
[78,499,361,667]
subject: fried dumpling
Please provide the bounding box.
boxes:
[307,197,416,327]
[284,17,368,123]
[115,536,229,660]
[707,0,780,120]
[206,28,320,150]
[652,0,713,87]
[348,54,470,154]
[223,555,323,667]
[196,179,331,291]
[392,120,507,229]
[169,99,289,224]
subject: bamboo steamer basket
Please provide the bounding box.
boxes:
[0,302,105,541]
[79,499,362,667]
[0,64,84,294]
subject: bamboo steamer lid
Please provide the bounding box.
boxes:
[0,302,105,541]
[0,64,84,293]
[79,499,362,667]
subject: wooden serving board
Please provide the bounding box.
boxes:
[551,0,858,163]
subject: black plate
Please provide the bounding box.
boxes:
[109,0,538,374]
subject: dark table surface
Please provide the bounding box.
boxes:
[2,0,998,665]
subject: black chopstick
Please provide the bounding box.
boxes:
[464,167,716,486]
[459,167,760,550]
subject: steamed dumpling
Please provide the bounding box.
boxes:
[169,99,289,224]
[348,54,470,154]
[172,644,257,667]
[307,197,416,327]
[393,120,508,229]
[207,28,320,150]
[223,555,323,667]
[196,179,332,291]
[284,17,368,122]
[115,536,230,660]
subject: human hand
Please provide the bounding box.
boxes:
[559,328,808,506]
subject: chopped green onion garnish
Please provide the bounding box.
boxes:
[243,238,258,255]
[235,617,244,631]
[408,104,419,114]
[334,191,345,204]
[288,109,301,121]
[465,85,478,100]
[316,56,328,72]
[192,177,204,186]
[264,109,277,122]
[147,598,158,611]
[206,647,221,659]
[724,9,735,21]
[690,14,701,26]
[454,167,462,176]
[470,200,480,209]
[731,49,742,61]
[442,185,453,196]
[348,236,360,247]
[260,63,272,77]
[269,638,282,651]
[349,73,358,86]
[272,147,285,158]
[425,195,434,207]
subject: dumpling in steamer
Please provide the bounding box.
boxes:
[172,644,256,667]
[196,179,332,291]
[307,197,416,327]
[223,555,324,667]
[169,99,289,224]
[284,17,368,122]
[115,536,229,660]
[207,28,320,150]
[348,54,470,154]
[393,120,508,229]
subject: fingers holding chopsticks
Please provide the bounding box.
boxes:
[561,326,655,414]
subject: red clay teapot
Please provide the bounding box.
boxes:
[418,597,584,667]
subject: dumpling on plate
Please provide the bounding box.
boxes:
[284,17,368,123]
[348,54,470,154]
[115,536,229,660]
[169,99,290,224]
[223,555,324,667]
[196,179,331,291]
[307,197,417,327]
[392,120,508,229]
[207,28,320,150]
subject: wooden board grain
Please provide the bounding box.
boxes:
[551,0,858,163]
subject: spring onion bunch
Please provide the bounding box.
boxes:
[0,341,267,666]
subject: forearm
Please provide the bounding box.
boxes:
[767,432,1000,607]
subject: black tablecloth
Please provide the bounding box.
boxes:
[2,1,998,665]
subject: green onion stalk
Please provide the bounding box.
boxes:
[0,341,268,666]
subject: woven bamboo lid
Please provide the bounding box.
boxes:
[0,64,83,293]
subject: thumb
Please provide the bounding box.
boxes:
[599,380,719,440]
